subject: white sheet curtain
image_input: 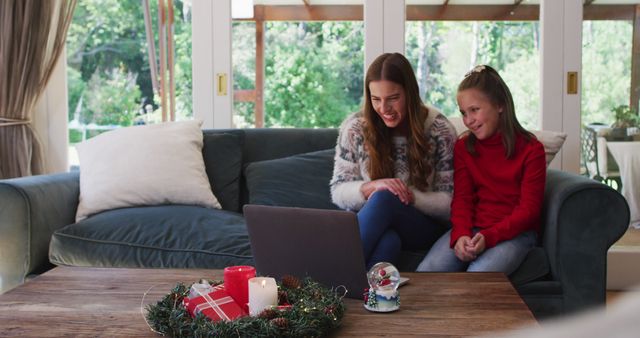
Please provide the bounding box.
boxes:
[0,0,76,179]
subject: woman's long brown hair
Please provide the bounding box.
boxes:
[458,65,533,158]
[363,53,431,191]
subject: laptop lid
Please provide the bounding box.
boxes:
[243,204,368,299]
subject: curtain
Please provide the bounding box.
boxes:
[0,0,76,179]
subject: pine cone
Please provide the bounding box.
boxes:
[258,308,278,320]
[281,275,301,289]
[324,305,335,315]
[270,317,289,329]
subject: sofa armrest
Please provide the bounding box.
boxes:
[0,172,79,293]
[542,169,629,313]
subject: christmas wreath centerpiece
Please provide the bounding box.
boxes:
[145,275,346,337]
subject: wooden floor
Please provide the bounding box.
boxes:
[611,227,640,248]
[607,227,640,290]
[607,289,640,308]
[607,290,627,304]
[607,227,640,305]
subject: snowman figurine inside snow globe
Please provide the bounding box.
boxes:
[364,262,400,312]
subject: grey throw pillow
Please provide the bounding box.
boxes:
[244,148,339,210]
[202,131,243,212]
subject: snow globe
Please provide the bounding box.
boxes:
[364,262,400,312]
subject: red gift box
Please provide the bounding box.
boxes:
[183,285,247,322]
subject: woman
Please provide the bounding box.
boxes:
[330,53,456,269]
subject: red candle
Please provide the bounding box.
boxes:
[223,265,256,313]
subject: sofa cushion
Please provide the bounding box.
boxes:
[75,120,220,221]
[509,247,550,286]
[244,148,339,210]
[49,205,253,268]
[202,131,244,212]
[242,128,339,163]
[396,250,429,272]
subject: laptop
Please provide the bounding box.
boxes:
[243,204,369,299]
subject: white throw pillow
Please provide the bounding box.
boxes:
[447,117,567,166]
[530,130,568,166]
[75,120,221,221]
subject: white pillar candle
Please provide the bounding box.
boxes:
[248,277,278,316]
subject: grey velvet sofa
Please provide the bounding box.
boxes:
[0,128,630,319]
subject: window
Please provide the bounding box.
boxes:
[66,0,192,166]
[406,15,540,129]
[581,20,632,125]
[232,3,364,128]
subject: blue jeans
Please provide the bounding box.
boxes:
[416,228,537,274]
[358,190,447,270]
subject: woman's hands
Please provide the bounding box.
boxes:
[360,178,414,205]
[454,233,486,262]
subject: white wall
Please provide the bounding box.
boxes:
[33,50,69,174]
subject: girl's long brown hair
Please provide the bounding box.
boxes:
[458,65,533,158]
[363,53,431,191]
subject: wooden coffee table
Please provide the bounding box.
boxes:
[0,267,536,336]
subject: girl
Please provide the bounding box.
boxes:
[330,53,457,269]
[417,65,546,274]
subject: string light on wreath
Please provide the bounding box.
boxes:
[145,275,346,337]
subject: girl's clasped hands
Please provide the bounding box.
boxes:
[453,233,486,262]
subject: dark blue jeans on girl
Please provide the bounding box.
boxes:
[357,190,447,270]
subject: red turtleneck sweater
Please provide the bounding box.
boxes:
[449,132,546,249]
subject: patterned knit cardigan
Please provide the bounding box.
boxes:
[330,107,457,221]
